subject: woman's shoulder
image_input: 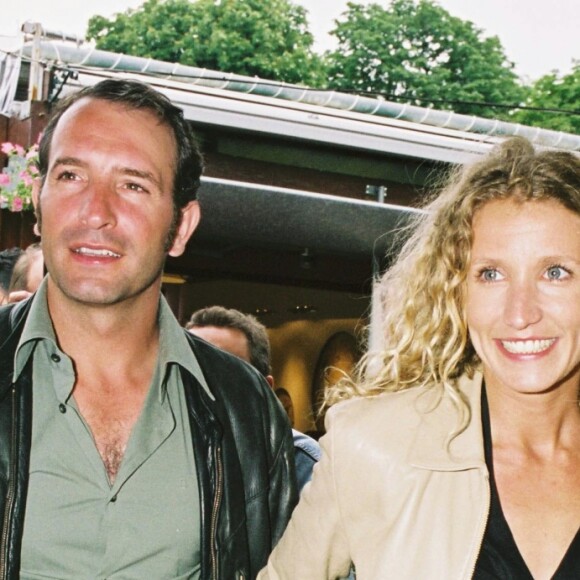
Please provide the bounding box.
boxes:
[322,374,483,465]
[329,386,428,420]
[325,387,430,447]
[327,372,482,427]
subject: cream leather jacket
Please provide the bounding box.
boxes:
[259,373,490,580]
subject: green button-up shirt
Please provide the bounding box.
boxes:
[14,279,211,579]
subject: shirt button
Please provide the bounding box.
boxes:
[58,403,66,414]
[51,353,61,363]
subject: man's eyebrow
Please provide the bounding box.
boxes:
[121,167,162,189]
[49,159,163,189]
[50,156,85,169]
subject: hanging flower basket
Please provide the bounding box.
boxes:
[0,142,39,212]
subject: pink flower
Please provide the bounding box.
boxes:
[26,148,38,160]
[19,171,34,186]
[0,142,38,211]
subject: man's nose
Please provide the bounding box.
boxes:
[78,181,117,229]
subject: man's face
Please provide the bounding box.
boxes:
[188,326,251,363]
[34,97,199,308]
[276,392,295,427]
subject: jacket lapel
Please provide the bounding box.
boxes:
[408,372,486,471]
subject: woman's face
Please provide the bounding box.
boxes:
[466,198,580,399]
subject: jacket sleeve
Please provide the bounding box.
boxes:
[236,370,300,578]
[265,381,299,547]
[258,404,353,579]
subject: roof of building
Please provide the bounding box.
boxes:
[1,23,578,167]
[0,25,578,264]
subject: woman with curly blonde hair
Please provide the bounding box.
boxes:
[259,137,580,580]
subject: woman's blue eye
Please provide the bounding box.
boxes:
[481,269,498,282]
[546,266,568,280]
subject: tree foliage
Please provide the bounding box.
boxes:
[514,62,580,133]
[325,0,525,119]
[87,0,324,85]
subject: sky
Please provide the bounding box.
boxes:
[1,0,577,81]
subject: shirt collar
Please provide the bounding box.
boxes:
[14,277,56,380]
[14,279,213,401]
[157,296,213,400]
[407,372,485,471]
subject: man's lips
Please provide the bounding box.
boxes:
[498,338,557,355]
[72,246,122,258]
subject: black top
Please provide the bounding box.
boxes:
[473,387,580,579]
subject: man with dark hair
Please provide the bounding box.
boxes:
[187,306,321,493]
[187,305,271,377]
[36,79,203,247]
[0,79,296,579]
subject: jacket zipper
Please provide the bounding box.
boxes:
[210,445,223,580]
[0,387,17,580]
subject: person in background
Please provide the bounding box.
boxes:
[187,305,321,493]
[7,242,43,302]
[0,78,296,579]
[0,247,23,304]
[258,136,580,579]
[274,387,295,427]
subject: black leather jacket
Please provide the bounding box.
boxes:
[0,299,298,580]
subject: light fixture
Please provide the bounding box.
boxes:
[365,185,388,202]
[162,273,187,284]
[288,304,317,314]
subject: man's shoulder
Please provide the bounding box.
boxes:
[292,429,321,462]
[0,297,32,350]
[0,299,33,401]
[186,331,262,379]
[184,331,273,405]
[0,303,13,331]
[0,296,31,326]
[183,330,292,464]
